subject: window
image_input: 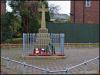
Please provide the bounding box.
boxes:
[85,0,92,7]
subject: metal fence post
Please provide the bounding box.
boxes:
[23,33,26,56]
[65,68,69,74]
[60,33,64,55]
[45,68,50,74]
[6,57,10,69]
[64,64,69,74]
[27,33,30,53]
[83,60,88,73]
[29,33,33,53]
[22,62,27,74]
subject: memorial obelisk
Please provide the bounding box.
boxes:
[34,3,51,49]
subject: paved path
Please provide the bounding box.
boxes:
[1,47,99,74]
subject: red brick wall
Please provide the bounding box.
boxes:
[70,0,74,23]
[0,1,6,15]
[71,0,99,24]
[84,1,99,24]
[74,1,84,23]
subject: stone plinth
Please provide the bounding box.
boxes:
[39,28,48,33]
[34,3,51,49]
[34,33,51,49]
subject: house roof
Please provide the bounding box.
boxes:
[50,14,69,20]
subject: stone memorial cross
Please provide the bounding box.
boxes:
[38,4,48,28]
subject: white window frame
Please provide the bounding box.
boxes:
[85,0,92,7]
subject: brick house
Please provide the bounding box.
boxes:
[70,0,99,24]
[0,0,6,15]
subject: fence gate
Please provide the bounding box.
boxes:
[22,33,64,56]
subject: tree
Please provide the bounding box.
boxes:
[11,15,22,37]
[9,0,50,33]
[48,4,61,17]
[9,0,30,33]
[1,12,15,42]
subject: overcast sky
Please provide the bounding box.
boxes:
[6,1,12,12]
[6,1,71,15]
[48,1,71,15]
